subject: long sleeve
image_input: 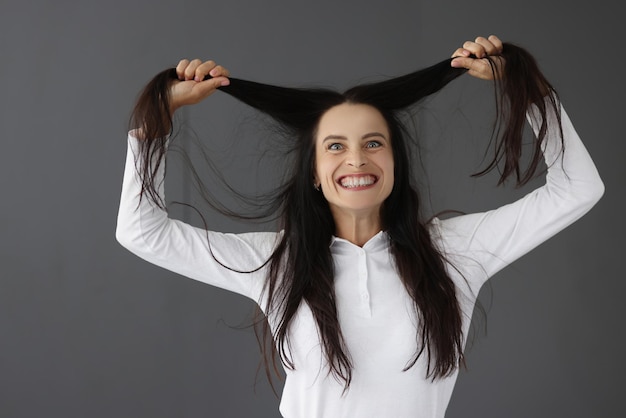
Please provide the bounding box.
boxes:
[434,103,604,289]
[115,135,279,303]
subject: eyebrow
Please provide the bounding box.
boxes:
[322,132,388,143]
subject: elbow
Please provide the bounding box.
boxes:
[115,218,143,255]
[592,178,606,204]
[585,177,605,208]
[575,177,605,214]
[115,223,133,252]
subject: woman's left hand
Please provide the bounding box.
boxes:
[450,35,504,80]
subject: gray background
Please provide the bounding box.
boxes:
[1,0,623,417]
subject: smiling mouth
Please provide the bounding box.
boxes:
[338,175,378,189]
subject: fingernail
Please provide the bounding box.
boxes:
[220,79,230,86]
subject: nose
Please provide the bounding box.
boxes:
[347,149,367,168]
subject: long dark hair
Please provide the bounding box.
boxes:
[129,42,561,388]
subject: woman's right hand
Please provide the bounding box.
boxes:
[169,59,230,115]
[450,35,504,80]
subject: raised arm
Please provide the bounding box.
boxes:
[435,37,604,286]
[116,60,277,302]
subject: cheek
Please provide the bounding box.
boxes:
[315,156,335,182]
[317,163,334,184]
[383,157,395,191]
[313,147,324,181]
[386,170,395,192]
[381,153,395,176]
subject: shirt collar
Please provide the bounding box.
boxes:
[330,230,389,253]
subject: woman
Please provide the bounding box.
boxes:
[116,35,604,417]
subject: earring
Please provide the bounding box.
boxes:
[313,182,320,191]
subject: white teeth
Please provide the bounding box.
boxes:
[340,175,376,188]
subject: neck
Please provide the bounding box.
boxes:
[332,208,382,247]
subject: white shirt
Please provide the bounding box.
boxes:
[116,104,603,417]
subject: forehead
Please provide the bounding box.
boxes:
[316,103,389,139]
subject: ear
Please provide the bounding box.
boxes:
[312,172,321,191]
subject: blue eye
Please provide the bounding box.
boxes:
[365,141,381,148]
[328,143,343,150]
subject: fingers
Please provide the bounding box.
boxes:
[451,47,471,59]
[451,35,503,59]
[452,57,504,80]
[462,37,496,58]
[209,64,230,78]
[450,56,489,78]
[169,58,230,114]
[487,35,503,52]
[450,34,505,80]
[175,59,230,82]
[175,59,191,80]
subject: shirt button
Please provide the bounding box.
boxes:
[362,293,369,300]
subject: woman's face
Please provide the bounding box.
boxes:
[314,103,394,219]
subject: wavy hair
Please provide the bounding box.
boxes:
[129,42,561,389]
